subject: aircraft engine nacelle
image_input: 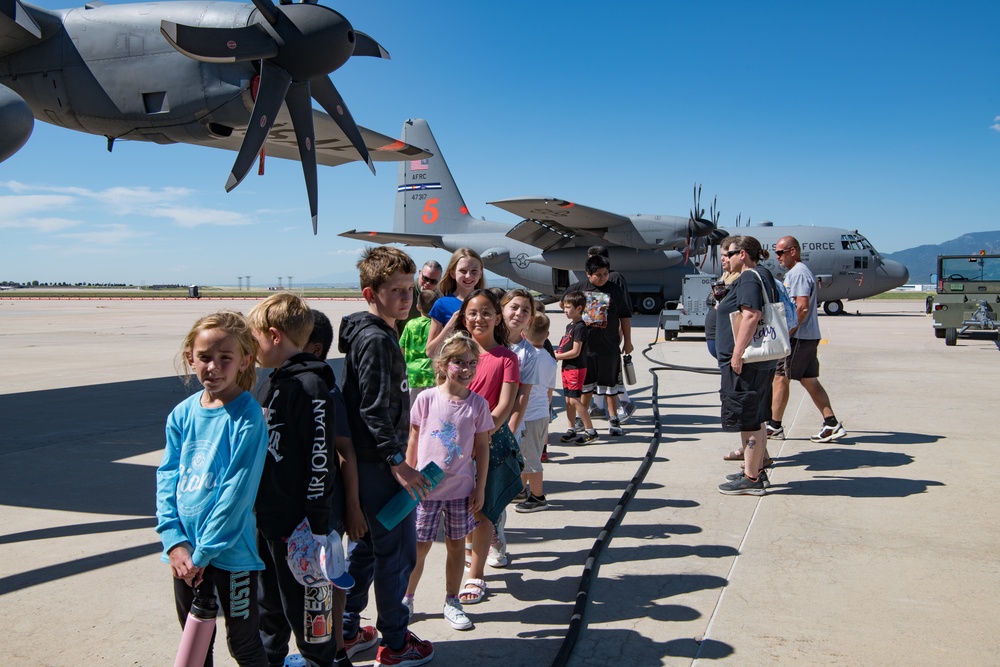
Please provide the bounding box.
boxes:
[0,84,33,163]
[480,247,510,265]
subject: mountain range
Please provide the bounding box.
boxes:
[882,231,1000,284]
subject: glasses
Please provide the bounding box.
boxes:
[419,274,439,286]
[722,249,741,258]
[774,249,789,257]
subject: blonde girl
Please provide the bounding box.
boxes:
[404,333,493,630]
[156,311,269,666]
[426,248,485,357]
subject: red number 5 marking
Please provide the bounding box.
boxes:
[422,198,439,224]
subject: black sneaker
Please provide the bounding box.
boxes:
[515,494,549,513]
[766,422,785,439]
[559,429,578,442]
[725,468,771,488]
[608,418,624,436]
[575,430,598,445]
[718,472,766,496]
[511,489,528,503]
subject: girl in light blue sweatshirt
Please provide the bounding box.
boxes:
[155,310,269,666]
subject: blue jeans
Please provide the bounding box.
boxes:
[343,460,416,651]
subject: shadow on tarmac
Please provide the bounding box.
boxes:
[766,476,945,497]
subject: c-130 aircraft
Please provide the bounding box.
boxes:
[0,0,429,233]
[342,119,909,315]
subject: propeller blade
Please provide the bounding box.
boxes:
[226,61,292,193]
[353,31,390,59]
[160,21,277,63]
[310,75,375,175]
[284,81,319,234]
[251,0,280,25]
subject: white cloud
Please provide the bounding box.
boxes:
[0,217,82,233]
[57,223,153,246]
[992,116,1000,132]
[147,206,253,228]
[328,248,364,256]
[0,194,76,220]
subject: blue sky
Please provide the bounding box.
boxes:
[2,0,998,286]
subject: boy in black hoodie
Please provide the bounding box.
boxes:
[249,293,359,667]
[339,247,435,667]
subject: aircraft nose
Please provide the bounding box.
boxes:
[882,259,909,288]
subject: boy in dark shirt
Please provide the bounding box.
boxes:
[566,255,634,436]
[249,293,357,667]
[555,291,596,444]
[339,246,434,667]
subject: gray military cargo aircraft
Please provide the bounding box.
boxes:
[341,118,909,315]
[0,0,429,233]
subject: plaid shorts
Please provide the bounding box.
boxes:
[415,497,477,542]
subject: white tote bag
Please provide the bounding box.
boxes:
[729,269,791,363]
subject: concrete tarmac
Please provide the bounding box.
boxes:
[0,297,994,666]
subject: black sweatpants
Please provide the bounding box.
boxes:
[257,534,339,667]
[172,566,268,667]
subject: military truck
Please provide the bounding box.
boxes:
[932,254,1000,346]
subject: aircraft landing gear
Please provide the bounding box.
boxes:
[636,293,664,315]
[823,300,844,316]
[945,327,957,346]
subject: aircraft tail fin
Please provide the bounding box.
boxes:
[394,119,478,235]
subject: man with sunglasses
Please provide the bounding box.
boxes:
[399,260,444,332]
[768,237,847,443]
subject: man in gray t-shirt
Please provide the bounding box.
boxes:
[768,236,847,444]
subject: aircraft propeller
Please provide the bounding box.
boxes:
[685,183,718,265]
[160,0,387,233]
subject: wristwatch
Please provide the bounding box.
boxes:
[385,451,405,467]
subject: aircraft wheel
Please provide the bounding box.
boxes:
[934,327,945,339]
[945,328,957,346]
[638,293,664,315]
[823,300,844,316]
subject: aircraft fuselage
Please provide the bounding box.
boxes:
[0,2,257,144]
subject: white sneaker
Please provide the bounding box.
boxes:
[402,596,414,620]
[443,599,473,630]
[616,402,637,424]
[487,544,508,568]
[810,421,846,443]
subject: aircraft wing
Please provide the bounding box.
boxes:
[488,197,633,231]
[202,105,431,168]
[505,218,607,252]
[0,0,43,58]
[339,229,446,249]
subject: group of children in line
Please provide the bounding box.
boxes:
[156,245,624,667]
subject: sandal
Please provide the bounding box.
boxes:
[723,450,744,461]
[459,578,487,604]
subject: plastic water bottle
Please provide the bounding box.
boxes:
[174,585,218,667]
[376,462,444,530]
[623,354,637,385]
[284,655,307,667]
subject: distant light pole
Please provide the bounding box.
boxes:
[287,276,293,291]
[246,275,251,291]
[277,276,283,289]
[237,276,243,290]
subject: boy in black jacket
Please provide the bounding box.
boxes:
[339,246,435,667]
[249,293,359,667]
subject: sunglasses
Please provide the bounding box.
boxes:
[722,249,741,258]
[774,249,789,257]
[419,274,439,286]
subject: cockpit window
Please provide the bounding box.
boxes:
[841,234,875,253]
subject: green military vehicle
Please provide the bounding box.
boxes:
[932,254,1000,346]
